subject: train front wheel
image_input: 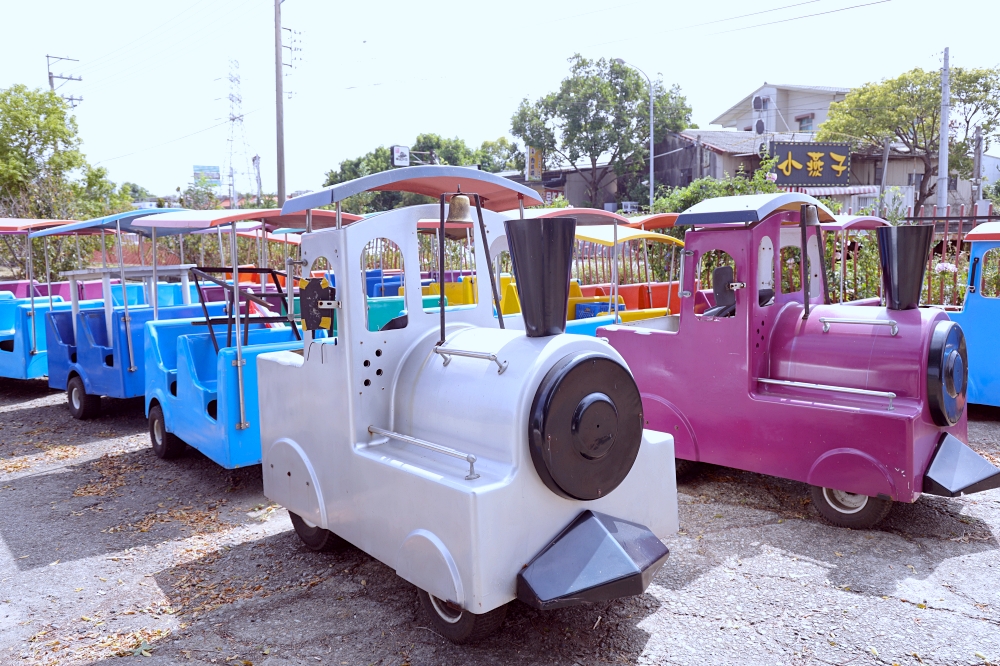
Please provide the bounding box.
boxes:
[67,376,101,420]
[289,511,346,552]
[148,404,186,459]
[416,588,507,644]
[811,485,892,529]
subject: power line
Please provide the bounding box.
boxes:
[65,0,215,76]
[77,0,269,95]
[91,108,260,165]
[708,0,891,35]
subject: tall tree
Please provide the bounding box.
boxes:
[818,66,1000,209]
[511,55,691,207]
[0,84,85,218]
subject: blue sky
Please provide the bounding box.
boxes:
[3,0,997,197]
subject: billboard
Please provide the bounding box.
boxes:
[391,145,410,168]
[526,146,543,182]
[193,165,221,187]
[769,142,851,187]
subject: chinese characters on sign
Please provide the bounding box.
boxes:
[770,142,851,186]
[526,146,543,182]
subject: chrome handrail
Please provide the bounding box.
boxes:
[433,346,508,374]
[757,377,895,410]
[819,317,898,336]
[367,426,480,480]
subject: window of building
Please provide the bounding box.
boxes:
[874,166,883,185]
[948,175,958,191]
[908,173,924,189]
[981,248,1000,298]
[697,250,738,317]
[798,117,813,131]
[362,238,407,332]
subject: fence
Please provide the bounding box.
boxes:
[829,203,998,307]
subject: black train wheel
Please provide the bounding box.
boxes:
[417,589,507,644]
[528,351,643,500]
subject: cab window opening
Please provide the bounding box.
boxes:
[362,238,407,332]
[419,224,478,313]
[758,236,775,307]
[982,248,1000,298]
[696,250,737,317]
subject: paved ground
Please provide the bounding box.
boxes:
[1,378,998,666]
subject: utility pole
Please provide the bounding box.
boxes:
[936,47,950,209]
[972,125,983,205]
[274,0,286,205]
[253,155,262,206]
[46,55,83,108]
[878,138,890,213]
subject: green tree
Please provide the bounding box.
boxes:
[0,84,85,219]
[177,176,221,210]
[818,66,1000,209]
[511,55,691,207]
[473,137,523,173]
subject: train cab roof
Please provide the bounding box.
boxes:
[131,208,361,233]
[280,165,543,215]
[674,192,836,228]
[965,221,1000,241]
[498,207,629,227]
[28,209,182,239]
[0,218,78,235]
[823,215,890,231]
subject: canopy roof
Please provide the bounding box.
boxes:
[281,165,543,215]
[0,218,77,235]
[823,215,890,232]
[965,221,1000,241]
[28,209,182,239]
[132,208,360,231]
[575,225,684,247]
[626,213,679,230]
[498,207,629,227]
[675,193,836,227]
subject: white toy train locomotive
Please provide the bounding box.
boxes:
[256,167,678,642]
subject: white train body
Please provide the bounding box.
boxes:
[258,180,677,621]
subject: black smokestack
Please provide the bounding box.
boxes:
[505,216,577,337]
[876,225,934,310]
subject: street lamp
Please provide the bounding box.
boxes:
[615,58,654,212]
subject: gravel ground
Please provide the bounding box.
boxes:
[1,379,999,666]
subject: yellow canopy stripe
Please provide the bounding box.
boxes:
[574,226,684,247]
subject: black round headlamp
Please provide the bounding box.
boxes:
[927,320,968,427]
[528,352,643,500]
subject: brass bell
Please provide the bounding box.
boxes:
[446,193,475,224]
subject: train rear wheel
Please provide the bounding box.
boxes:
[811,485,892,529]
[417,588,507,644]
[675,459,699,481]
[289,511,345,552]
[67,376,101,420]
[148,404,186,459]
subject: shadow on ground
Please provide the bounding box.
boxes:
[141,526,661,665]
[0,443,265,572]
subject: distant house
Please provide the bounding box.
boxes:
[711,83,849,134]
[656,82,987,213]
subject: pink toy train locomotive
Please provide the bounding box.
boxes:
[601,193,1000,528]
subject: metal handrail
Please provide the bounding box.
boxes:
[757,377,896,411]
[433,346,508,374]
[819,317,898,336]
[367,426,480,480]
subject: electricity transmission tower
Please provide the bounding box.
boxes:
[223,60,252,210]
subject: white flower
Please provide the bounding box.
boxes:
[934,262,958,274]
